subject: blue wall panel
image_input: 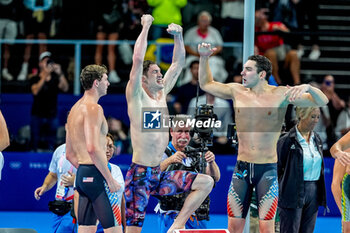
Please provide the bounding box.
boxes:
[0,152,340,217]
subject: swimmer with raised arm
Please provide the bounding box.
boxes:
[124,15,214,233]
[198,42,328,233]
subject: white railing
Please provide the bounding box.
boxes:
[0,39,242,95]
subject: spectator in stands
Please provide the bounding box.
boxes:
[120,0,149,41]
[107,116,131,155]
[58,0,97,40]
[0,110,10,180]
[220,0,244,43]
[277,106,327,233]
[94,0,124,84]
[295,0,321,60]
[147,0,187,40]
[318,75,345,151]
[255,7,300,85]
[182,0,221,32]
[184,11,227,84]
[269,0,321,60]
[269,0,298,30]
[173,60,204,114]
[335,96,350,139]
[117,0,149,67]
[30,51,69,152]
[34,143,77,233]
[187,92,233,155]
[220,0,244,66]
[0,0,20,81]
[320,75,346,124]
[17,0,54,81]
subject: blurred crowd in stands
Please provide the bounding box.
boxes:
[0,0,349,155]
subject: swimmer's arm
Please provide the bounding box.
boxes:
[164,24,186,94]
[126,15,153,98]
[331,131,350,156]
[285,84,329,107]
[85,105,114,183]
[198,44,237,99]
[0,111,9,151]
[331,131,350,166]
[331,160,346,213]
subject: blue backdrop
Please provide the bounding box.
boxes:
[0,152,339,217]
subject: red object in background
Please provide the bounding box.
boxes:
[32,68,38,76]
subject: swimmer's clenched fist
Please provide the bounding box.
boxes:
[141,14,154,27]
[167,23,183,36]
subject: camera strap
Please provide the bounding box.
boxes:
[165,144,176,157]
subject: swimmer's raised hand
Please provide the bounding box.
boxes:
[141,14,154,27]
[198,42,217,57]
[167,23,183,36]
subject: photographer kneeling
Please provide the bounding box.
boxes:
[154,114,221,233]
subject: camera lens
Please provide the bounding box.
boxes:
[47,59,54,65]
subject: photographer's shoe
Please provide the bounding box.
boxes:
[308,45,321,60]
[2,68,13,81]
[17,62,28,81]
[109,70,121,83]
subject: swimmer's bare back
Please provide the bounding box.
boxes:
[66,97,108,167]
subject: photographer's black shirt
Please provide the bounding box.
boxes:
[30,72,60,118]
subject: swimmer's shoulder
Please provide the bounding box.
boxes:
[270,85,288,95]
[126,78,145,100]
[73,102,104,118]
[227,82,246,93]
[269,85,290,106]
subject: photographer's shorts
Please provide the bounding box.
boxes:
[76,164,117,228]
[342,173,350,222]
[124,163,197,227]
[227,161,278,220]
